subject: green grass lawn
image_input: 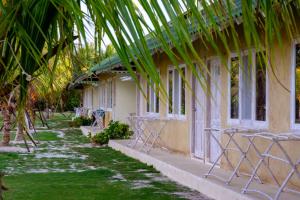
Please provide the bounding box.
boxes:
[0,114,208,200]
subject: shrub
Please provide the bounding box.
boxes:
[63,90,81,111]
[91,121,133,145]
[90,131,110,145]
[69,116,93,127]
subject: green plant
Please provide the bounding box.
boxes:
[69,117,93,127]
[91,131,110,145]
[63,90,81,111]
[91,121,133,145]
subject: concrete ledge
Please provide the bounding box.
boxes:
[109,140,255,200]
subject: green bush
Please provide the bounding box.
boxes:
[69,116,93,127]
[91,121,133,145]
[90,131,110,145]
[63,90,81,111]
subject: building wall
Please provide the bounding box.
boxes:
[115,76,137,123]
[94,73,137,126]
[138,53,192,155]
[219,34,300,188]
[137,23,300,187]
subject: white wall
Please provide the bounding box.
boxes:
[92,86,100,110]
[114,75,137,123]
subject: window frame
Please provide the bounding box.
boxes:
[291,39,300,130]
[227,52,240,125]
[106,79,113,111]
[227,50,269,128]
[253,50,269,127]
[99,81,106,110]
[145,72,160,117]
[167,64,187,120]
[87,87,93,109]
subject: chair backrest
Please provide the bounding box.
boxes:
[93,109,105,119]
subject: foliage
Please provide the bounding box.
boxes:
[69,116,93,128]
[1,1,299,104]
[62,90,81,111]
[33,56,73,108]
[91,121,133,145]
[90,131,110,145]
[1,1,300,145]
[72,44,115,77]
[34,100,47,111]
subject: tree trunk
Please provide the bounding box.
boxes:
[26,92,36,129]
[45,103,50,119]
[15,119,24,141]
[1,105,11,146]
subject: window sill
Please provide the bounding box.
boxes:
[227,119,239,126]
[167,114,187,121]
[290,123,300,131]
[227,119,268,129]
[144,112,160,119]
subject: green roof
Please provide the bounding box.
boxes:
[90,54,121,73]
[90,0,247,73]
[68,72,99,90]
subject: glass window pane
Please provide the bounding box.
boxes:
[181,68,186,115]
[256,52,266,121]
[150,82,155,112]
[241,55,252,120]
[103,86,106,107]
[169,70,173,114]
[107,81,112,108]
[230,57,239,119]
[295,44,300,123]
[174,69,180,114]
[100,84,105,108]
[146,81,150,112]
[156,85,159,113]
[98,86,101,107]
[146,78,159,113]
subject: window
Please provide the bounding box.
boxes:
[256,52,267,121]
[87,88,93,109]
[168,70,173,114]
[83,90,88,108]
[168,66,186,116]
[230,57,239,119]
[99,82,106,108]
[98,80,114,110]
[228,51,267,125]
[106,80,113,109]
[146,78,159,114]
[294,44,300,124]
[241,55,252,120]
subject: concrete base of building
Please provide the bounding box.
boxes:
[108,139,300,200]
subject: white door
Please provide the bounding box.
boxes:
[208,59,222,163]
[194,67,206,159]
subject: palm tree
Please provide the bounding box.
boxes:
[0,101,13,146]
[0,0,299,145]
